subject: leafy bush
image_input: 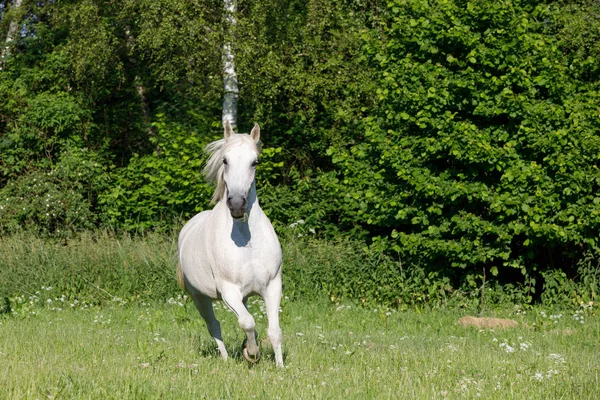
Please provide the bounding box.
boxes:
[1,0,599,306]
[0,146,109,236]
[318,0,600,291]
[541,251,600,306]
[100,113,287,231]
[99,115,215,231]
[235,0,377,177]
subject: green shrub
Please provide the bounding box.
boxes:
[99,115,215,231]
[319,0,600,290]
[101,114,287,231]
[1,0,599,307]
[542,251,600,306]
[0,146,109,236]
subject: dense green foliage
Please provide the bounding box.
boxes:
[1,0,599,304]
[324,0,600,291]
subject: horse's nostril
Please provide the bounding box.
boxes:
[227,195,246,215]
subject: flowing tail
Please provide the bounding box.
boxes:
[176,263,188,293]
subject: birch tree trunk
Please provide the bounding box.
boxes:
[222,0,238,128]
[124,26,154,138]
[1,0,24,61]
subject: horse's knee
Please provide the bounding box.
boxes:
[238,313,255,332]
[268,327,282,346]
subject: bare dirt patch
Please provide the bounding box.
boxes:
[458,316,519,329]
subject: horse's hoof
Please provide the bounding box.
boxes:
[242,347,261,363]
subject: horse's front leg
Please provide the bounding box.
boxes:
[191,293,228,359]
[220,285,260,363]
[263,274,284,368]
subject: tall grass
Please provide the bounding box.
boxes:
[0,230,179,302]
[2,230,598,398]
[0,228,460,308]
[1,228,596,309]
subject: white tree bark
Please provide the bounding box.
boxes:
[124,26,154,138]
[1,0,24,62]
[222,0,238,128]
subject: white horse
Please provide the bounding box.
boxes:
[177,121,284,367]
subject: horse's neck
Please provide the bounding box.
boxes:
[246,181,258,215]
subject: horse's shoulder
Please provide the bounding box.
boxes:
[179,210,212,243]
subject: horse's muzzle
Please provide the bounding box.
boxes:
[227,195,247,219]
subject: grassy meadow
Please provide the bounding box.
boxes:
[1,294,599,399]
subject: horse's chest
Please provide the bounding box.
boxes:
[216,245,279,291]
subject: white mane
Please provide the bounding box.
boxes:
[203,134,261,203]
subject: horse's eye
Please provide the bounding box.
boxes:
[223,158,228,165]
[252,160,258,167]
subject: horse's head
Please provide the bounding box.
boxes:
[220,121,261,219]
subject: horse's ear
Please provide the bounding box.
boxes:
[250,123,260,143]
[224,120,234,140]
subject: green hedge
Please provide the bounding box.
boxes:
[298,0,600,292]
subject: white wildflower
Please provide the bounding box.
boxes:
[499,342,515,353]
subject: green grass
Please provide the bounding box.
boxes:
[1,232,598,398]
[1,296,598,399]
[2,230,596,314]
[0,231,180,302]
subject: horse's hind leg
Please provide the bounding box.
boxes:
[220,285,260,363]
[192,293,228,360]
[263,274,284,368]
